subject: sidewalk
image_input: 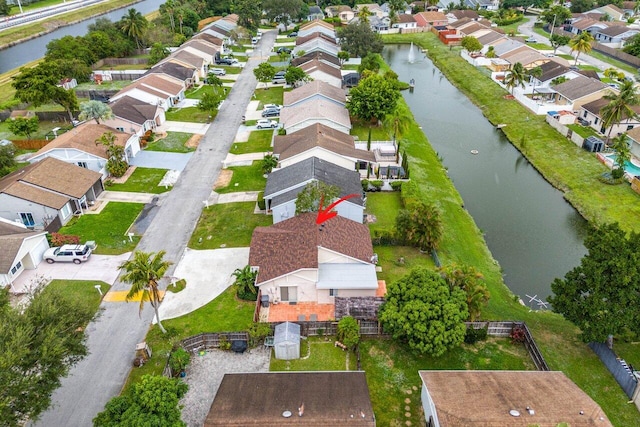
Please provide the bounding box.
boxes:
[222,152,266,167]
[156,121,211,135]
[208,191,260,205]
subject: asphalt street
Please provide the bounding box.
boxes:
[33,31,276,426]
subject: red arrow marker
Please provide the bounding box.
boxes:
[316,193,360,225]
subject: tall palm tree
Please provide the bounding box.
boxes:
[600,80,640,141]
[569,31,594,66]
[119,251,172,333]
[503,62,526,94]
[439,263,490,321]
[120,8,148,49]
[527,66,543,98]
[611,133,631,177]
[357,6,371,23]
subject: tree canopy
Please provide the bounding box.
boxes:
[460,36,482,53]
[263,0,305,28]
[0,142,16,177]
[233,0,262,30]
[284,66,310,86]
[346,73,401,123]
[569,31,594,65]
[253,62,276,88]
[541,5,572,25]
[379,268,468,356]
[8,116,39,141]
[395,202,444,252]
[79,101,114,124]
[295,181,341,214]
[337,20,383,58]
[550,34,571,54]
[548,223,640,343]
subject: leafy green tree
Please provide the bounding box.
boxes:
[551,76,569,86]
[387,0,406,22]
[0,0,10,16]
[503,62,526,94]
[624,33,640,57]
[295,181,340,214]
[233,0,262,30]
[263,0,304,28]
[379,268,468,356]
[148,43,170,65]
[396,202,443,252]
[284,66,309,86]
[198,91,223,118]
[549,223,640,343]
[119,8,148,49]
[0,142,16,177]
[79,101,114,124]
[569,31,594,65]
[253,62,276,88]
[439,264,490,321]
[207,74,223,88]
[347,73,401,124]
[261,153,278,174]
[600,80,640,141]
[460,36,482,53]
[337,316,360,350]
[336,20,383,58]
[486,45,496,58]
[541,5,571,24]
[93,375,188,426]
[45,35,96,66]
[358,52,381,74]
[8,116,39,140]
[119,251,172,334]
[356,5,371,23]
[0,285,94,426]
[97,131,128,177]
[603,68,625,81]
[610,134,631,179]
[570,0,596,13]
[338,50,350,65]
[232,265,258,301]
[550,34,571,54]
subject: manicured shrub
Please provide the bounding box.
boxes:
[464,325,488,344]
[390,181,403,191]
[50,232,81,246]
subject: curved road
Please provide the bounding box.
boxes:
[34,32,275,426]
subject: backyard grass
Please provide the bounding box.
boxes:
[185,85,216,100]
[230,129,273,154]
[189,202,272,249]
[125,286,254,388]
[270,337,357,371]
[616,341,640,369]
[74,80,132,91]
[165,106,212,123]
[58,202,143,254]
[216,65,242,74]
[44,280,110,316]
[146,131,194,153]
[0,120,73,141]
[567,124,600,139]
[350,120,390,141]
[215,161,266,194]
[365,191,402,235]
[362,338,535,426]
[374,245,436,285]
[253,87,284,108]
[107,167,170,194]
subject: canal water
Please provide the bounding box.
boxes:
[383,44,588,304]
[0,0,163,74]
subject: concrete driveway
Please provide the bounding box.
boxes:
[11,253,131,294]
[159,247,250,321]
[129,151,193,170]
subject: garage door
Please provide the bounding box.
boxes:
[30,237,49,267]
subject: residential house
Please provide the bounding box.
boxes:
[211,14,238,32]
[192,32,224,50]
[0,217,49,289]
[500,46,549,69]
[273,123,375,172]
[594,25,640,45]
[392,14,417,29]
[420,370,612,427]
[579,96,640,136]
[205,372,375,426]
[368,15,391,32]
[160,50,207,80]
[465,0,499,10]
[201,27,231,44]
[325,5,355,23]
[283,80,346,108]
[530,61,574,90]
[145,61,198,89]
[307,5,324,20]
[249,213,379,312]
[298,59,343,88]
[179,39,220,66]
[550,76,611,109]
[0,158,103,231]
[354,3,387,18]
[586,4,626,21]
[476,30,506,47]
[27,123,139,179]
[294,33,340,57]
[103,95,166,137]
[110,74,186,111]
[566,16,610,35]
[623,125,640,158]
[291,51,341,69]
[622,1,638,17]
[280,100,351,134]
[447,9,480,22]
[264,157,364,224]
[298,19,337,39]
[414,11,448,28]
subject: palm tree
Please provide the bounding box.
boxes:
[611,133,631,178]
[600,80,640,141]
[119,251,172,333]
[357,6,371,23]
[569,31,594,66]
[439,264,490,321]
[120,8,148,49]
[261,154,278,174]
[232,265,257,300]
[527,66,543,98]
[503,62,526,94]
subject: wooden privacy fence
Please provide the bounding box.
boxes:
[181,332,249,354]
[265,319,385,337]
[467,321,550,371]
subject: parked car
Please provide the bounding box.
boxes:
[525,36,537,43]
[256,119,278,129]
[263,103,282,111]
[43,244,92,264]
[217,57,238,65]
[272,76,286,84]
[277,47,291,54]
[289,31,298,37]
[209,68,226,76]
[274,70,286,77]
[262,108,280,117]
[252,37,259,44]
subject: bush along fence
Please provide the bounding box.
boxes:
[466,321,550,371]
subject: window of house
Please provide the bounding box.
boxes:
[61,203,72,219]
[77,162,88,168]
[280,287,297,302]
[583,111,588,118]
[329,289,338,297]
[19,212,35,227]
[116,127,125,132]
[594,118,598,125]
[10,261,22,275]
[627,125,634,131]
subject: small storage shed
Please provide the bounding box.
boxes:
[274,321,301,360]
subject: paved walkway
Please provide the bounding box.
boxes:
[129,151,193,170]
[99,191,156,203]
[156,121,211,135]
[34,30,277,427]
[223,152,266,167]
[210,191,261,205]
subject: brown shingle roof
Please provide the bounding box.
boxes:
[274,123,375,162]
[167,50,205,69]
[598,25,635,36]
[0,158,101,208]
[299,59,342,79]
[32,123,130,160]
[205,372,375,426]
[182,39,219,56]
[552,76,609,101]
[0,219,45,273]
[582,96,640,117]
[296,32,338,46]
[417,11,447,22]
[291,51,341,68]
[419,370,613,426]
[280,100,351,132]
[449,10,479,20]
[283,80,346,106]
[192,32,224,46]
[300,19,335,31]
[109,96,159,126]
[249,212,373,284]
[397,14,416,23]
[133,74,183,97]
[538,60,569,82]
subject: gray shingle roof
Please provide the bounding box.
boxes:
[552,76,609,101]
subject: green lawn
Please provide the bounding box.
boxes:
[185,85,215,100]
[362,338,535,426]
[350,120,390,141]
[107,167,170,194]
[216,65,242,74]
[579,64,601,71]
[74,80,131,91]
[616,342,640,369]
[365,191,402,235]
[165,107,212,123]
[270,337,356,371]
[374,245,436,285]
[58,202,143,254]
[44,280,110,316]
[0,120,73,141]
[253,87,284,109]
[215,161,266,194]
[230,130,273,154]
[146,131,194,153]
[189,202,272,249]
[567,124,600,139]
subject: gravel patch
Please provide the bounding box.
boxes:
[180,347,271,426]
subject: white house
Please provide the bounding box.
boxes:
[279,100,351,135]
[103,95,166,137]
[392,14,417,29]
[298,59,343,88]
[298,19,337,39]
[0,217,49,290]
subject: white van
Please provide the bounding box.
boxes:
[252,37,259,44]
